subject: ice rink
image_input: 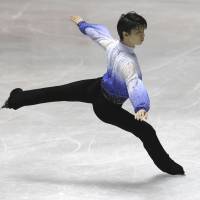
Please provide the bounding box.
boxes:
[0,0,200,199]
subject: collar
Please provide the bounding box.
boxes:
[118,41,135,54]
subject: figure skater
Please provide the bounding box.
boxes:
[1,11,185,175]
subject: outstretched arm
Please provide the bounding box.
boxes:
[121,62,150,121]
[70,16,115,50]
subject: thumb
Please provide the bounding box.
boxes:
[144,112,148,120]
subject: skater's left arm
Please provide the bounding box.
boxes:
[121,62,150,120]
[70,16,115,50]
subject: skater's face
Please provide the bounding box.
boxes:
[122,26,145,47]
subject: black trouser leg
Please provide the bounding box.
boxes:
[92,92,185,175]
[8,75,184,175]
[8,77,102,109]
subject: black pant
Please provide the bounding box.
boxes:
[9,77,183,174]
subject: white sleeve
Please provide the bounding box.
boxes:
[78,21,115,50]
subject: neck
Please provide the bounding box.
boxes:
[121,40,135,48]
[119,41,135,54]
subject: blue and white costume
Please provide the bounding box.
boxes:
[78,21,150,113]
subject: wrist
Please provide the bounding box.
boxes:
[77,20,85,25]
[135,107,146,113]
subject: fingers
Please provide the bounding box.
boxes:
[144,112,148,120]
[135,111,142,121]
[70,15,84,24]
[134,110,148,122]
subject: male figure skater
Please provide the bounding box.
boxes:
[1,11,185,175]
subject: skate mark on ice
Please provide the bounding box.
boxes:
[146,45,200,72]
[6,136,81,153]
[27,24,83,40]
[88,134,97,153]
[11,2,31,20]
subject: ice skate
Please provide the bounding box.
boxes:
[164,159,185,175]
[1,88,23,109]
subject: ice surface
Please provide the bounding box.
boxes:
[0,0,200,199]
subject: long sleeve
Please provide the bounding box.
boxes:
[77,21,115,49]
[121,62,150,113]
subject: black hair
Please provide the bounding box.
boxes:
[117,11,147,41]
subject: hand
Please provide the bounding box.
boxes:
[70,15,84,25]
[135,109,148,121]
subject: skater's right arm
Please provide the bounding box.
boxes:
[70,16,115,50]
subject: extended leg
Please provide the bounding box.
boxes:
[92,93,185,175]
[2,77,102,110]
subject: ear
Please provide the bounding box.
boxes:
[122,31,129,38]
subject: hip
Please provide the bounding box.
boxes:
[100,85,127,105]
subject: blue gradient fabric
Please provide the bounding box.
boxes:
[77,21,150,113]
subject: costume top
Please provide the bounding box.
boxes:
[77,21,150,113]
